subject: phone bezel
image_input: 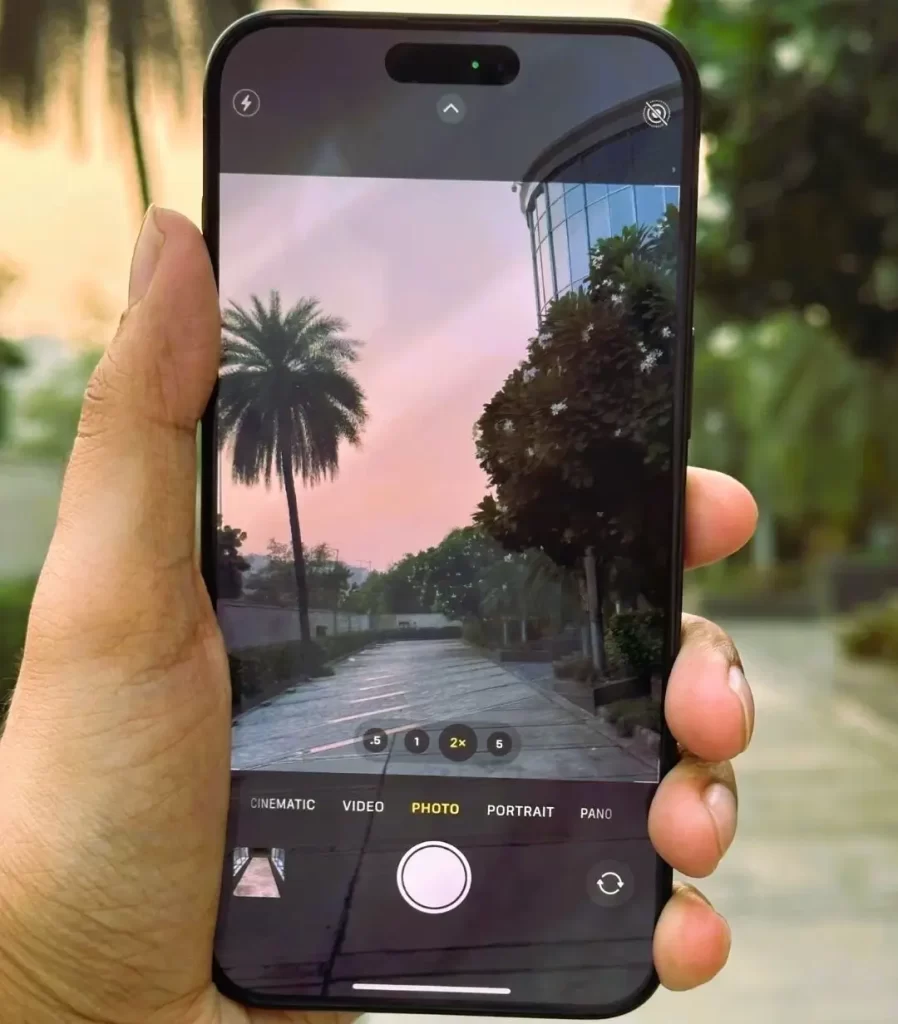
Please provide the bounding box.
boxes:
[201,10,700,1019]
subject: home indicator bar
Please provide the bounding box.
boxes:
[352,983,512,995]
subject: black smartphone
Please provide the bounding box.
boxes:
[202,10,698,1019]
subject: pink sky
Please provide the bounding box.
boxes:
[219,173,537,569]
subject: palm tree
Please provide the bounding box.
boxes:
[218,291,368,644]
[0,1,275,210]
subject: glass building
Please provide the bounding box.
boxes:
[520,93,683,316]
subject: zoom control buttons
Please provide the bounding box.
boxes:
[397,841,472,914]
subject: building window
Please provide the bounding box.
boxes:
[567,210,590,288]
[587,197,611,247]
[663,185,680,209]
[635,185,665,227]
[564,184,586,220]
[609,186,636,235]
[539,238,555,300]
[586,182,609,206]
[551,222,571,291]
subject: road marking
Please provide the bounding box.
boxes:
[308,722,423,755]
[356,680,401,691]
[353,983,510,995]
[326,705,410,725]
[349,691,405,704]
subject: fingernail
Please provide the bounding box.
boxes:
[129,205,165,306]
[703,782,737,858]
[728,664,755,748]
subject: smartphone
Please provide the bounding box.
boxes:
[202,11,698,1018]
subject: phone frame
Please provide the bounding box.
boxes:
[201,9,700,1019]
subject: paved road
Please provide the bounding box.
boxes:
[369,621,898,1024]
[231,638,654,782]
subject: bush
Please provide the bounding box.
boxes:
[0,578,37,715]
[229,638,333,709]
[553,655,597,683]
[606,610,664,678]
[840,594,898,663]
[229,625,464,709]
[462,619,487,647]
[603,696,662,737]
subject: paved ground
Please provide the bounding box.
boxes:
[231,638,654,782]
[369,621,898,1024]
[233,855,281,899]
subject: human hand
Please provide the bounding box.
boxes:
[0,208,757,1023]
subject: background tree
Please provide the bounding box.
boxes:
[243,540,352,611]
[666,0,898,366]
[416,527,501,623]
[0,338,25,447]
[218,290,368,647]
[0,1,313,210]
[216,516,250,600]
[12,348,102,466]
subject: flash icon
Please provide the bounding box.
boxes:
[233,89,261,118]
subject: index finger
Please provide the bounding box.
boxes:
[685,468,757,569]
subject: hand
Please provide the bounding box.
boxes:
[0,208,757,1023]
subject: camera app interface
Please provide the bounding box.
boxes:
[213,21,689,1012]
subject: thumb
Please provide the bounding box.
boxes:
[19,206,221,673]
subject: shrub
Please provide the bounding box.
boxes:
[606,610,665,678]
[229,625,464,709]
[840,594,898,663]
[229,638,333,709]
[603,696,662,737]
[0,578,37,716]
[462,619,487,647]
[553,655,597,683]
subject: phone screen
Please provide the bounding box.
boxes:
[208,15,695,1015]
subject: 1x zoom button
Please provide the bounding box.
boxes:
[397,841,472,914]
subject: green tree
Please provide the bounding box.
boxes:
[416,527,501,623]
[667,0,898,365]
[216,515,249,600]
[480,549,562,646]
[244,540,352,611]
[218,291,368,645]
[475,216,677,669]
[0,1,284,209]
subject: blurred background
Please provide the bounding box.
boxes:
[1,0,897,1021]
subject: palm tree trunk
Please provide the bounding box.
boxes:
[279,444,312,644]
[121,35,152,212]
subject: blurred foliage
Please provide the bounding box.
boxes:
[840,595,898,663]
[0,576,35,712]
[0,337,26,445]
[668,0,898,366]
[0,1,294,206]
[690,313,898,559]
[13,348,100,463]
